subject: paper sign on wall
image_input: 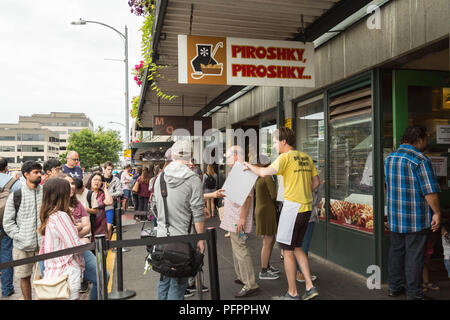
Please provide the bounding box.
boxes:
[178,35,315,88]
[430,156,447,177]
[437,125,450,144]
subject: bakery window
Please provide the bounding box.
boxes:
[328,86,374,233]
[296,94,325,220]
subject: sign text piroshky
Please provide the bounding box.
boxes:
[178,35,315,87]
[153,116,212,136]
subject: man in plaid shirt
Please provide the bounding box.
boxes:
[385,126,441,300]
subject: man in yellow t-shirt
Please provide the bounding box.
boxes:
[244,127,320,301]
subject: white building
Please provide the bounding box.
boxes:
[0,112,93,170]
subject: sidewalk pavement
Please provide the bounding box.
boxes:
[109,211,450,301]
[2,210,448,300]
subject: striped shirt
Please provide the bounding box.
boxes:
[220,190,254,234]
[384,144,440,233]
[41,211,84,278]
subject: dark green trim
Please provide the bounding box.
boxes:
[392,70,449,148]
[277,87,284,129]
[328,75,372,97]
[291,88,326,105]
[323,90,329,259]
[372,68,386,281]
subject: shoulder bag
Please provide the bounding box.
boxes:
[150,172,204,278]
[32,237,70,300]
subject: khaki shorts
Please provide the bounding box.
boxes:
[13,248,39,279]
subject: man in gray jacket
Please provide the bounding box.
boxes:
[153,140,205,300]
[3,160,43,300]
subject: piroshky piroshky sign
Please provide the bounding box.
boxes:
[178,35,315,87]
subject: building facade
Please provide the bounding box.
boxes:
[136,0,449,280]
[0,112,93,169]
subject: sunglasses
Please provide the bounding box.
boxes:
[71,158,79,161]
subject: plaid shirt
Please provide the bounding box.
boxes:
[384,144,440,233]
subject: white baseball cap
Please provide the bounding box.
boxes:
[170,140,192,161]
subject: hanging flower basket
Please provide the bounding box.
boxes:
[132,61,145,86]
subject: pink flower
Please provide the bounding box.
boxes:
[137,80,142,85]
[135,65,140,70]
[134,76,138,81]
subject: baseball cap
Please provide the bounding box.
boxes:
[164,148,172,161]
[170,140,192,161]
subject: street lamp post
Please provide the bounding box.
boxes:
[71,18,130,151]
[71,19,135,300]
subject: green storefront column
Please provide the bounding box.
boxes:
[392,70,449,148]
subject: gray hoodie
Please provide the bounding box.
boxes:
[3,184,42,251]
[105,176,123,211]
[154,161,204,238]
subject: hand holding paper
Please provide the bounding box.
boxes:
[222,161,258,206]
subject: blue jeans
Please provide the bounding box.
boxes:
[157,276,189,300]
[296,222,315,272]
[388,229,429,299]
[444,259,450,278]
[39,249,109,300]
[0,227,14,297]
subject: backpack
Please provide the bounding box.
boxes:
[150,172,204,279]
[205,174,216,190]
[0,178,18,228]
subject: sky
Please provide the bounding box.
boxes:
[0,0,145,144]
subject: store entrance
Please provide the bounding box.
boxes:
[408,85,450,208]
[392,70,450,264]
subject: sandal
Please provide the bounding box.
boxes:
[423,282,440,291]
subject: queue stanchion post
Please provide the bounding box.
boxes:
[108,197,136,300]
[206,227,220,300]
[95,234,108,300]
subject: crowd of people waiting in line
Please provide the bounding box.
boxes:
[0,126,449,301]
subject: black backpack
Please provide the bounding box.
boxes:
[150,172,204,279]
[205,174,216,190]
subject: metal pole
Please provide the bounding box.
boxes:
[206,227,220,300]
[95,235,108,300]
[108,197,136,300]
[124,25,130,151]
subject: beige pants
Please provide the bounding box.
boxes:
[13,248,39,279]
[230,232,258,290]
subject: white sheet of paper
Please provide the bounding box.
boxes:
[222,161,258,206]
[276,200,301,245]
[276,176,284,202]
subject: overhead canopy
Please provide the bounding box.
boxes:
[131,141,174,161]
[138,0,374,129]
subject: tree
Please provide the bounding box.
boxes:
[59,127,123,170]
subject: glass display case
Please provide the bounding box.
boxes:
[328,86,375,233]
[296,95,325,220]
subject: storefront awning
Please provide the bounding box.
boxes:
[138,0,375,129]
[131,141,174,161]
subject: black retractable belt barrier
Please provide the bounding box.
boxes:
[109,197,136,300]
[95,235,109,300]
[0,228,222,300]
[206,228,220,300]
[0,242,95,270]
